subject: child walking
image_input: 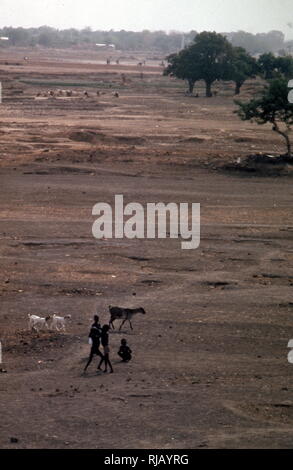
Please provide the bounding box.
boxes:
[98,324,114,373]
[84,315,103,373]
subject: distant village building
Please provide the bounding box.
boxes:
[95,43,116,50]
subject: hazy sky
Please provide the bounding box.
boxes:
[1,0,293,38]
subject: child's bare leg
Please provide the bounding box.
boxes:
[104,354,113,373]
[107,356,114,373]
[84,350,94,371]
[98,354,104,370]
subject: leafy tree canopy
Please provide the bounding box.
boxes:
[223,47,258,94]
[236,78,293,157]
[165,32,257,96]
[164,47,201,93]
[258,53,293,80]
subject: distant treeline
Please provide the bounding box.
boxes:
[0,26,292,55]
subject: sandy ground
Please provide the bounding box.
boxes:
[0,48,293,449]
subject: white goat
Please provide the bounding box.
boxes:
[28,314,51,332]
[50,314,71,332]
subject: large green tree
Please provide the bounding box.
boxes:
[165,33,257,97]
[258,52,277,79]
[258,52,293,80]
[275,56,293,79]
[236,78,293,158]
[191,31,233,97]
[224,47,258,95]
[164,47,200,94]
[165,31,234,97]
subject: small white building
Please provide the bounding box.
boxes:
[95,43,115,49]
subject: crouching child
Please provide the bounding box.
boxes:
[118,339,132,362]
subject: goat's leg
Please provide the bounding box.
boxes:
[129,319,133,330]
[45,322,50,330]
[119,319,127,331]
